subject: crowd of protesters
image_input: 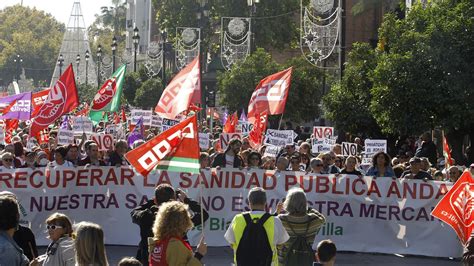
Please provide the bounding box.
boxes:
[0,114,471,265]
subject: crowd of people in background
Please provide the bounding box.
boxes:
[0,115,471,265]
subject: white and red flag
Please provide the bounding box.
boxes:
[155,57,200,119]
[443,132,454,168]
[29,65,79,137]
[247,67,293,123]
[31,88,51,117]
[223,112,238,133]
[249,111,268,149]
[431,172,474,244]
[125,115,200,177]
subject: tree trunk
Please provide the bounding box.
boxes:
[446,127,466,166]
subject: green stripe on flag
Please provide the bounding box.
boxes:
[156,157,200,174]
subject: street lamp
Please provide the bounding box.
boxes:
[196,0,210,118]
[247,0,261,52]
[13,54,23,81]
[76,54,81,81]
[111,36,117,72]
[58,54,64,76]
[97,45,102,88]
[85,50,90,85]
[161,30,167,88]
[132,26,140,72]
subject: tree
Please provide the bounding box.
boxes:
[99,0,127,37]
[77,83,98,104]
[323,43,382,138]
[217,48,279,112]
[134,78,163,109]
[123,71,142,104]
[0,5,64,85]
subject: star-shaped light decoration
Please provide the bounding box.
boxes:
[223,47,235,59]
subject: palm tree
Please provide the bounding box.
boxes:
[100,0,126,37]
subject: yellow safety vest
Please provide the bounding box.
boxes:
[231,212,278,265]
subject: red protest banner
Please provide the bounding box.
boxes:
[431,171,474,244]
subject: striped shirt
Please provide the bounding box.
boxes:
[277,209,326,266]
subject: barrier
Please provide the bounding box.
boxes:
[2,166,461,257]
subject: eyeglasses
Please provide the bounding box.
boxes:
[2,158,13,162]
[46,225,63,230]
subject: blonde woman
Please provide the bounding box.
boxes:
[149,201,207,266]
[30,213,75,266]
[74,222,108,266]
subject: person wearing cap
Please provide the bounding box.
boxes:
[400,157,433,180]
[36,151,50,167]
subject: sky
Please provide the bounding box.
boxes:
[0,0,114,27]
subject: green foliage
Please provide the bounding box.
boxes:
[352,0,401,16]
[77,83,98,104]
[217,48,278,112]
[134,78,163,109]
[323,43,381,137]
[218,49,325,122]
[0,5,64,85]
[123,71,142,104]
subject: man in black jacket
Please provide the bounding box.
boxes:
[211,138,244,168]
[131,184,209,265]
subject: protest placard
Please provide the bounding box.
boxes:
[151,115,162,129]
[57,129,75,145]
[72,116,93,133]
[365,139,387,155]
[199,133,210,150]
[0,127,5,144]
[239,121,253,135]
[91,133,115,151]
[263,145,280,158]
[264,129,295,146]
[130,110,152,126]
[342,142,358,156]
[311,138,333,153]
[162,118,180,132]
[219,133,243,150]
[313,126,334,140]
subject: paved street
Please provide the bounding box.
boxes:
[38,246,460,265]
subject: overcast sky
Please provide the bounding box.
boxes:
[0,0,114,27]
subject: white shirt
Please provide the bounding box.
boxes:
[225,154,235,168]
[49,160,74,168]
[224,210,290,246]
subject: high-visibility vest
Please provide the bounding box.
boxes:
[231,213,278,265]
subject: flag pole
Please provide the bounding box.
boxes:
[199,173,205,239]
[277,113,284,130]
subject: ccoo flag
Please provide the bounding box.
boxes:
[125,115,200,177]
[89,64,127,122]
[247,67,293,124]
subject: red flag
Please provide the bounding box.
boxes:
[155,57,200,119]
[114,112,120,124]
[249,111,268,148]
[31,88,51,118]
[30,65,79,137]
[247,67,293,123]
[223,112,238,133]
[431,172,474,244]
[125,115,200,177]
[188,103,203,113]
[35,128,50,145]
[206,108,220,120]
[443,133,454,168]
[76,102,90,117]
[121,107,127,123]
[4,119,19,144]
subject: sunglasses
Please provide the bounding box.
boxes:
[46,225,63,230]
[2,158,13,162]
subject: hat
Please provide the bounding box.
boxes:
[409,157,421,164]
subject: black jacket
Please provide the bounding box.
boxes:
[13,225,38,261]
[130,198,209,265]
[415,141,437,165]
[211,152,244,168]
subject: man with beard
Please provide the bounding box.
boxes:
[211,138,244,168]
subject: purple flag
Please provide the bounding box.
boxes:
[60,115,70,130]
[0,92,32,120]
[240,109,247,122]
[127,116,144,148]
[221,109,228,125]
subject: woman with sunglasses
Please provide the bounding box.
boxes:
[0,152,15,170]
[247,151,262,169]
[30,213,75,266]
[309,158,324,174]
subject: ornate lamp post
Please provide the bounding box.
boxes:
[76,54,81,81]
[161,30,167,88]
[97,45,102,88]
[132,27,140,72]
[85,50,90,85]
[247,0,260,52]
[111,36,118,72]
[196,0,210,117]
[58,54,64,76]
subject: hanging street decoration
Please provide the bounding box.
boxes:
[175,27,201,71]
[220,17,251,71]
[144,41,164,79]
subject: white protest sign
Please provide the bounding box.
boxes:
[365,139,387,155]
[130,110,152,126]
[105,124,125,140]
[263,145,280,158]
[239,121,253,135]
[342,142,358,156]
[57,129,75,145]
[311,138,333,153]
[313,126,334,140]
[264,129,295,147]
[72,116,93,133]
[151,115,162,129]
[91,134,115,151]
[161,118,180,132]
[219,133,243,151]
[199,133,210,150]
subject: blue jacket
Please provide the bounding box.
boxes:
[366,166,396,178]
[0,230,29,266]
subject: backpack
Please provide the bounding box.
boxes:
[236,212,273,266]
[283,218,315,266]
